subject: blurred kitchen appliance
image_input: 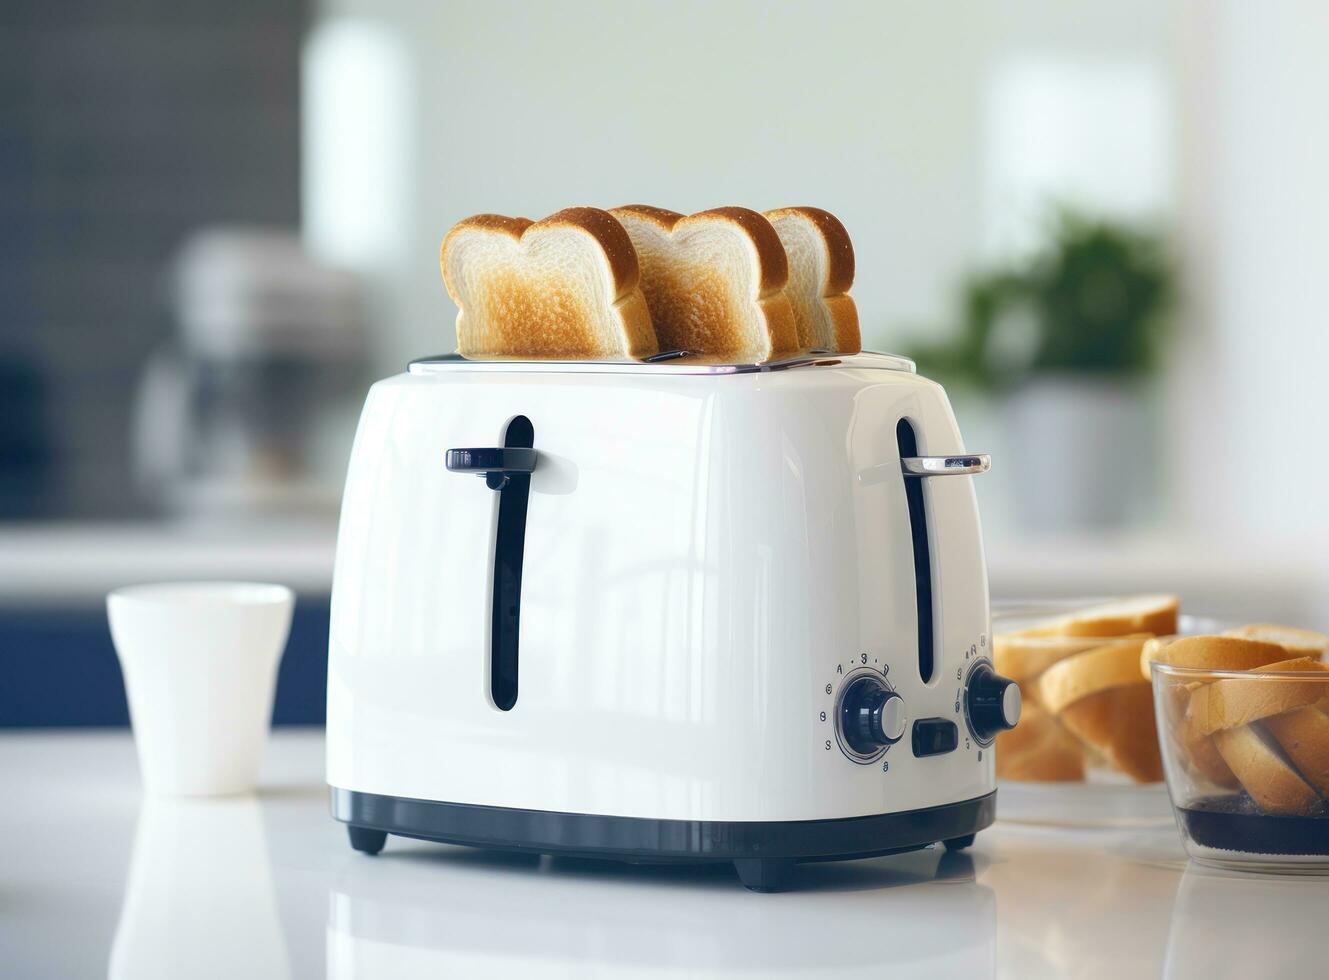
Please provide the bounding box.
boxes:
[326,351,1020,891]
[134,228,364,518]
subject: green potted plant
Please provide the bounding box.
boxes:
[908,209,1174,529]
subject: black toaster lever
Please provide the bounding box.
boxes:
[445,446,537,490]
[447,417,536,712]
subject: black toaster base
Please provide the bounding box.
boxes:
[331,787,996,892]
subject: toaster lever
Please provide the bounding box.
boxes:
[900,454,990,477]
[445,447,538,490]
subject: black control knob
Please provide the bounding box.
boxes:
[839,675,907,756]
[964,661,1021,744]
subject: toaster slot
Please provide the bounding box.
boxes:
[896,419,935,683]
[490,415,535,710]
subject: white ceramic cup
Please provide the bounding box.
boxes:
[107,582,295,796]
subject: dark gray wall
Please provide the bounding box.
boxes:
[0,0,305,518]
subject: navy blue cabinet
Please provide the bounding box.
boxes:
[0,596,329,727]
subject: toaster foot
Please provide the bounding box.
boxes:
[348,826,388,855]
[942,833,976,852]
[733,858,797,893]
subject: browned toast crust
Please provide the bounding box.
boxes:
[440,207,656,359]
[611,204,684,230]
[613,205,790,297]
[686,207,790,295]
[611,205,798,359]
[765,206,855,292]
[764,206,860,353]
[540,206,642,292]
[441,207,641,302]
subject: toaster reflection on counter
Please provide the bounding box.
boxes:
[326,845,997,978]
[326,352,1020,891]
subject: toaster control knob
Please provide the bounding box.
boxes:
[840,676,906,755]
[964,662,1021,744]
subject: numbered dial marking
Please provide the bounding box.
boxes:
[833,668,905,764]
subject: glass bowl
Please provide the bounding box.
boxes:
[1152,661,1329,873]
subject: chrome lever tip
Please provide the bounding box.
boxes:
[900,454,991,477]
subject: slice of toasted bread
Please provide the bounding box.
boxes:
[1058,683,1164,782]
[763,207,860,353]
[1224,623,1329,658]
[996,700,1055,758]
[1185,657,1329,737]
[996,702,1085,782]
[1160,677,1239,788]
[1183,727,1241,788]
[1014,594,1179,639]
[610,205,799,362]
[1037,638,1150,715]
[441,208,657,360]
[1213,724,1322,815]
[1262,707,1329,795]
[998,736,1086,782]
[1138,635,1179,680]
[1142,635,1287,681]
[996,633,1146,689]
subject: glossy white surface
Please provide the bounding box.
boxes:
[329,359,992,821]
[3,729,1322,979]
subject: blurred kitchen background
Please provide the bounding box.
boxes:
[3,0,1327,726]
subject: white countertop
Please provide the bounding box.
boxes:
[2,730,1321,979]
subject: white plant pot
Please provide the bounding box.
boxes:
[1002,375,1154,532]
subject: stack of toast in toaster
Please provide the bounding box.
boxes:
[439,205,860,362]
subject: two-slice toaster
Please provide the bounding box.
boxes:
[326,351,1020,891]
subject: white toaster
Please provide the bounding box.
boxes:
[326,351,1020,891]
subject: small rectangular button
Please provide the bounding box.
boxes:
[912,718,959,757]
